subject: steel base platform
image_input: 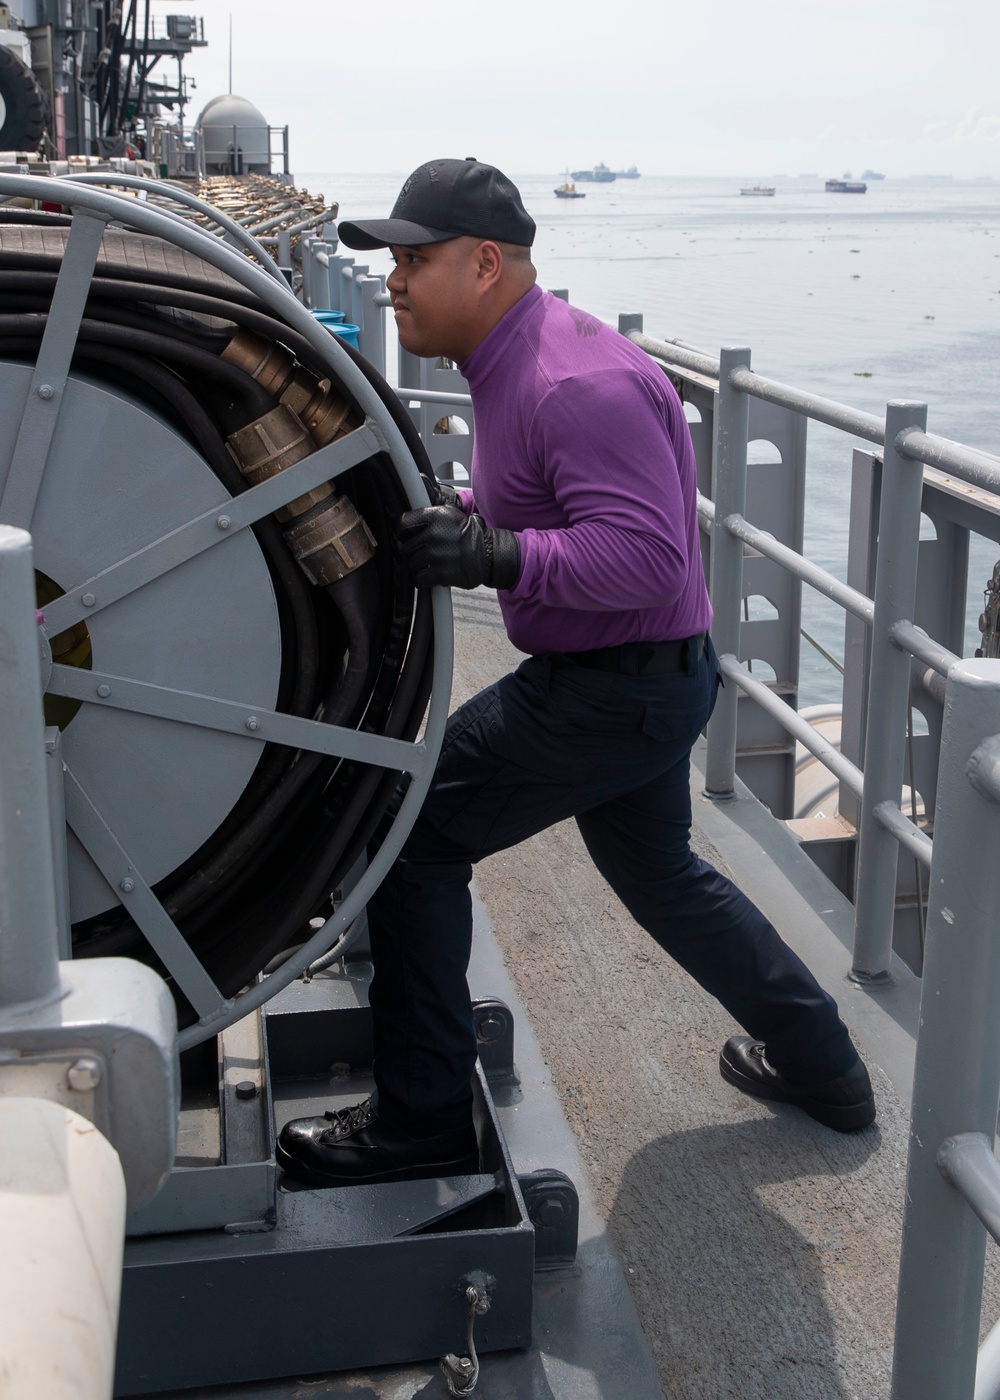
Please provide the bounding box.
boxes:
[116,894,664,1399]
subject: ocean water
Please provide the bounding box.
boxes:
[304,173,1000,703]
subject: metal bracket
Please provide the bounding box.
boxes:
[472,996,516,1084]
[0,958,179,1211]
[517,1168,580,1272]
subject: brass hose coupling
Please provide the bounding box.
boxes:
[222,330,375,584]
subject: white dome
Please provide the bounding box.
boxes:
[195,94,271,172]
[196,94,269,131]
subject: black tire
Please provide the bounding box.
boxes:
[0,45,47,152]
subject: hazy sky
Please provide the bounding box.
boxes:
[167,0,999,178]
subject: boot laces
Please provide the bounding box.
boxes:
[320,1099,373,1143]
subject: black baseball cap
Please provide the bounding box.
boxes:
[337,158,535,250]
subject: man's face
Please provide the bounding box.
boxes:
[386,237,485,362]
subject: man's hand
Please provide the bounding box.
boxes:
[419,469,460,509]
[398,505,521,591]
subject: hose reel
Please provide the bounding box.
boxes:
[0,175,452,1050]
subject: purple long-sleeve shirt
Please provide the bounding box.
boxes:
[456,285,712,655]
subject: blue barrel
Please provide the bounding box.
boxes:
[329,322,360,349]
[309,309,360,349]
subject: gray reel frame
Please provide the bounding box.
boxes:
[0,172,452,1052]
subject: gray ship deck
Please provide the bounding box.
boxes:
[450,589,999,1400]
[145,590,998,1400]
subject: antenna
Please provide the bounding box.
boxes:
[228,12,233,94]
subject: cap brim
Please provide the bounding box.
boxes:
[336,218,458,250]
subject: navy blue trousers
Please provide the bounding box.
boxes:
[366,637,857,1134]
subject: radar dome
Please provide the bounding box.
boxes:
[195,94,271,174]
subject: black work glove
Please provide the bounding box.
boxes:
[419,469,460,509]
[398,505,521,591]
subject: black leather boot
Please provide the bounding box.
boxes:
[277,1098,480,1187]
[719,1037,876,1132]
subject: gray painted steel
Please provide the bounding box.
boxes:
[892,659,1000,1399]
[872,798,933,868]
[704,346,751,797]
[852,403,928,979]
[0,364,283,925]
[38,421,381,639]
[735,390,808,817]
[724,510,875,624]
[0,526,61,1008]
[50,665,433,776]
[939,1135,1000,1248]
[0,212,107,530]
[116,1032,536,1395]
[398,345,475,488]
[0,533,179,1210]
[43,727,72,958]
[718,654,864,799]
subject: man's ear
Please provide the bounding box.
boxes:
[475,239,504,291]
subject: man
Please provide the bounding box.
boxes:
[277,159,875,1188]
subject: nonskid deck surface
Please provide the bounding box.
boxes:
[449,590,1000,1400]
[137,592,998,1400]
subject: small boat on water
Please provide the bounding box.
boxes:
[555,180,585,199]
[826,178,867,193]
[555,172,586,199]
[740,185,775,196]
[571,162,616,183]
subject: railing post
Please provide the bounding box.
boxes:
[891,658,1000,1400]
[314,239,334,309]
[299,235,315,307]
[0,525,61,1011]
[851,400,927,980]
[358,274,386,375]
[704,346,751,798]
[348,264,369,329]
[327,255,352,314]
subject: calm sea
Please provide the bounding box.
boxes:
[303,173,1000,703]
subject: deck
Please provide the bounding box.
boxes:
[452,588,1000,1400]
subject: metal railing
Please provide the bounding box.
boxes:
[627,326,1000,1400]
[639,331,1000,984]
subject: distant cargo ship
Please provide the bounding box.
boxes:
[862,169,886,180]
[571,163,616,183]
[615,165,640,179]
[740,185,776,196]
[826,179,867,193]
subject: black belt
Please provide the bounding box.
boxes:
[565,634,706,676]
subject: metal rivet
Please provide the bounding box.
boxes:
[120,877,135,893]
[81,592,96,607]
[246,716,259,731]
[235,1080,257,1101]
[67,1056,101,1092]
[217,515,231,530]
[37,383,55,400]
[96,683,111,698]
